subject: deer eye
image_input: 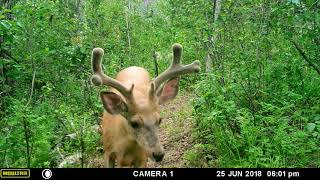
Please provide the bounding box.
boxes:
[131,122,140,129]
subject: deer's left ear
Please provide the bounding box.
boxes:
[157,77,179,105]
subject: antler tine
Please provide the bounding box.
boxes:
[149,82,156,101]
[152,43,201,91]
[91,48,134,101]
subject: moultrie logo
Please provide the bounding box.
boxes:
[0,169,30,178]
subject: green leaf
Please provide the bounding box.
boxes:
[3,9,11,13]
[314,116,320,121]
[0,20,11,30]
[306,123,316,133]
[80,47,86,54]
[16,22,23,28]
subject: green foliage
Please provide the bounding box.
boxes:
[1,0,319,168]
[1,98,55,167]
[0,0,201,167]
[190,0,320,167]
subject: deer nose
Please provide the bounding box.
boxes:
[152,152,164,162]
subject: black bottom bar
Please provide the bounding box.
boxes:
[0,168,319,180]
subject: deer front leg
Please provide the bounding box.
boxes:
[133,160,147,168]
[104,153,115,168]
[133,156,147,168]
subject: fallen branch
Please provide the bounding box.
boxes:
[292,40,320,75]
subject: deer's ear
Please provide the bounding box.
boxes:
[100,92,128,115]
[157,77,179,105]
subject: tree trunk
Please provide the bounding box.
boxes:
[205,54,212,73]
[205,0,221,73]
[213,0,221,22]
[153,50,159,77]
[76,0,84,22]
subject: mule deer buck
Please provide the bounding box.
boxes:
[91,43,200,167]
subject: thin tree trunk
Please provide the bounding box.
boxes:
[76,0,83,22]
[22,2,36,167]
[205,0,221,72]
[153,50,159,77]
[213,0,221,22]
[26,71,36,106]
[205,54,212,72]
[22,117,31,168]
[292,40,320,75]
[80,124,85,168]
[26,3,36,106]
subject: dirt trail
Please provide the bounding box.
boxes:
[89,91,195,168]
[148,91,195,168]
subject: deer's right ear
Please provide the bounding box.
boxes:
[100,92,128,115]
